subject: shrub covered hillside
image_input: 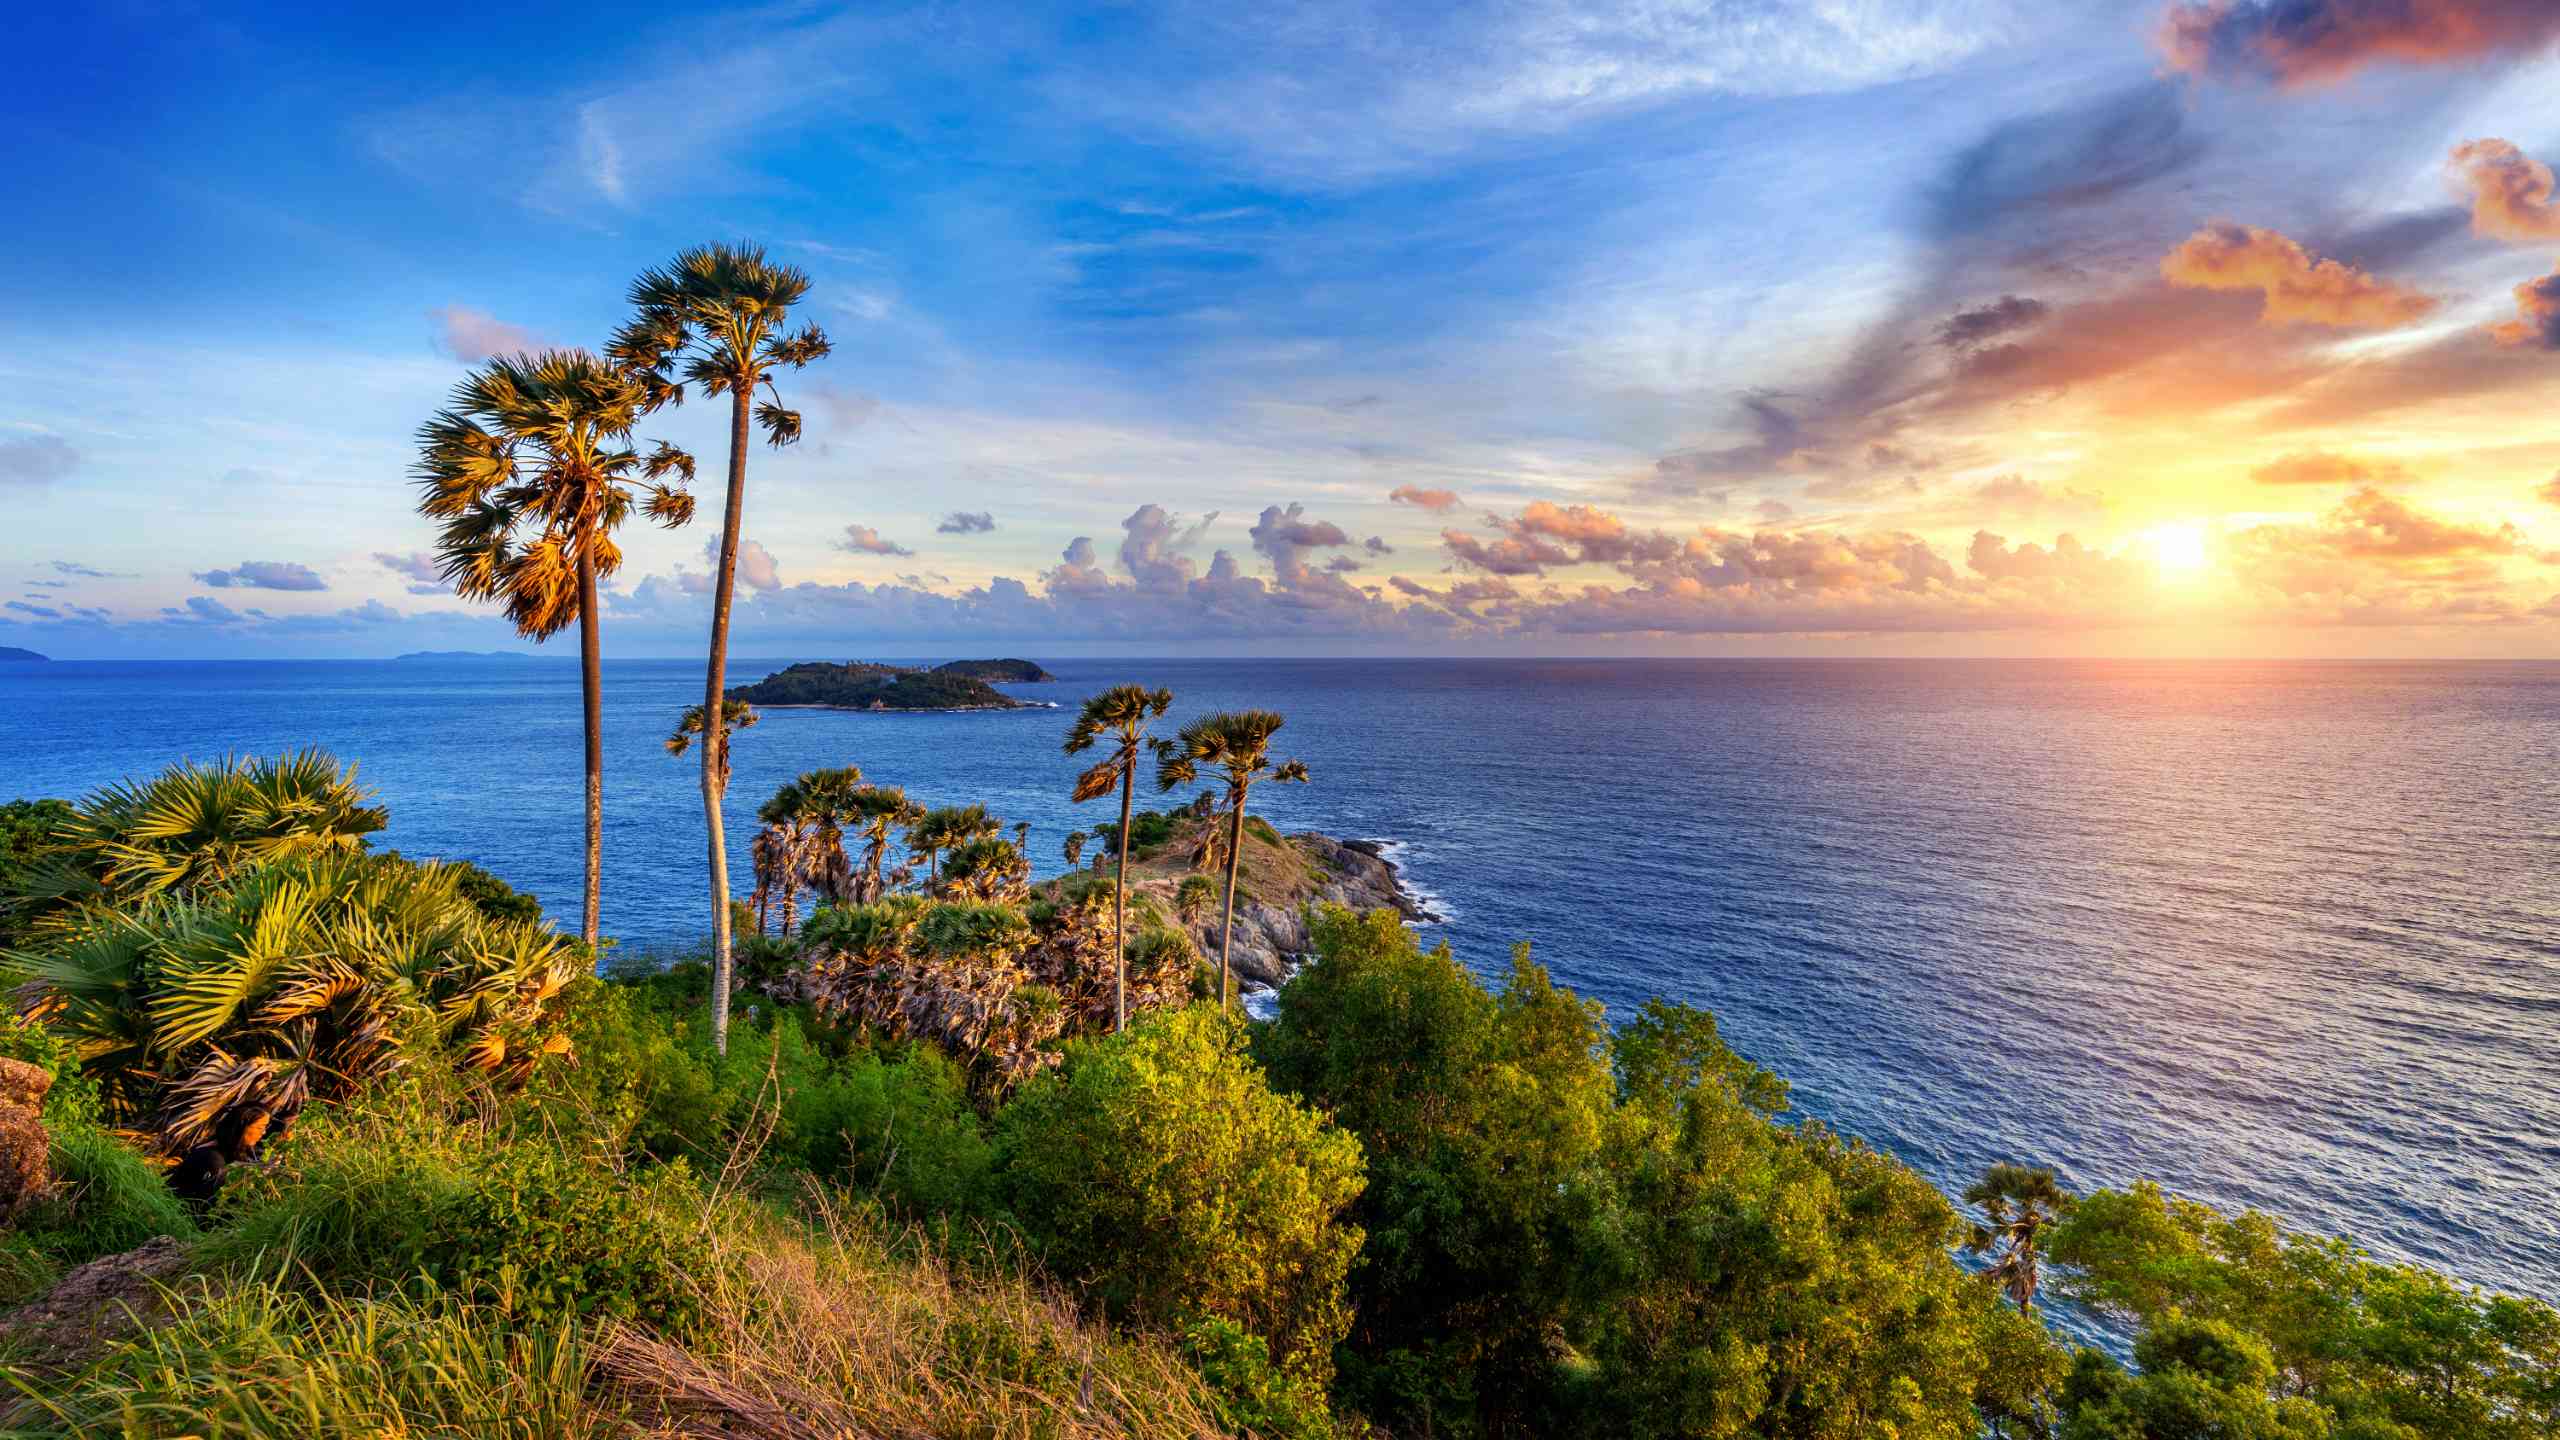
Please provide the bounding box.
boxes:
[2,752,2556,1440]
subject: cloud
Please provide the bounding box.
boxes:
[837,525,915,558]
[1964,475,2108,522]
[807,383,881,433]
[2250,452,2411,487]
[1113,504,1220,591]
[1364,536,1393,555]
[50,561,124,578]
[2159,0,2560,87]
[1247,503,1355,588]
[0,434,79,486]
[2490,263,2560,350]
[185,596,242,622]
[2450,139,2560,244]
[1936,296,2048,349]
[936,510,997,535]
[374,550,447,595]
[2539,472,2560,507]
[1388,485,1460,511]
[713,538,784,590]
[429,305,540,362]
[2160,223,2436,328]
[195,560,329,592]
[5,602,60,620]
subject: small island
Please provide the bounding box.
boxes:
[394,650,536,662]
[931,658,1056,683]
[727,660,1040,711]
[0,647,47,663]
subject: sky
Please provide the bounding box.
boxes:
[5,0,2560,660]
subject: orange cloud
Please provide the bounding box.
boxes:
[2161,223,2436,328]
[2250,452,2411,487]
[2451,140,2560,243]
[2160,1,2560,87]
[1388,485,1459,511]
[2490,264,2560,350]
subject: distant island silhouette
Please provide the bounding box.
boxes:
[0,647,47,663]
[393,650,537,662]
[728,660,1048,711]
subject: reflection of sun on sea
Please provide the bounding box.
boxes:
[2147,522,2210,581]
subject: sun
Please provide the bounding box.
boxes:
[2149,522,2211,580]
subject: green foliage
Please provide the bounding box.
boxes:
[206,1095,706,1338]
[439,1141,704,1333]
[1259,904,2057,1439]
[534,975,992,1213]
[2058,1317,2337,1439]
[1093,808,1179,857]
[0,1118,197,1304]
[3,751,385,937]
[0,797,75,950]
[996,1004,1366,1385]
[1183,1317,1343,1440]
[11,850,578,1149]
[2050,1181,2560,1439]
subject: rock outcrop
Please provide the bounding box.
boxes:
[0,1236,192,1371]
[0,1057,52,1222]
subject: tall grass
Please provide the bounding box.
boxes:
[4,1277,612,1439]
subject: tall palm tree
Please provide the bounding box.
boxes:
[665,699,759,790]
[791,766,868,907]
[1964,1163,2074,1311]
[850,786,920,903]
[1061,829,1089,868]
[909,804,998,892]
[1064,684,1174,1031]
[613,243,830,1055]
[414,351,695,952]
[1153,710,1308,1009]
[752,780,814,937]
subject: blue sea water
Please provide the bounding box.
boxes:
[4,656,2557,1305]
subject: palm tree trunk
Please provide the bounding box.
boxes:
[702,384,753,1055]
[1113,756,1134,1032]
[1218,790,1246,1010]
[577,547,604,952]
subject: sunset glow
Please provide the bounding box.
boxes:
[2,3,2558,659]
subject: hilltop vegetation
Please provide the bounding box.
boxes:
[3,751,2554,1439]
[934,657,1057,683]
[728,660,1033,710]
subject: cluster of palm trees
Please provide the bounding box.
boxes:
[740,768,1032,936]
[412,244,826,1053]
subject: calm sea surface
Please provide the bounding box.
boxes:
[5,657,2556,1302]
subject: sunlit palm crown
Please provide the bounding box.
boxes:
[1065,684,1173,802]
[411,349,696,640]
[1155,709,1310,795]
[609,242,830,438]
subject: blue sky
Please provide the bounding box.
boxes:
[6,0,2560,658]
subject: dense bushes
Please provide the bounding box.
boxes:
[998,1005,1366,1385]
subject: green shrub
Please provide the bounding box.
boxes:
[0,797,75,951]
[1184,1317,1341,1440]
[207,1098,705,1339]
[1,1106,195,1303]
[995,1004,1365,1384]
[442,1141,703,1334]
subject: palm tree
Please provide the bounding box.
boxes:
[850,786,920,903]
[9,750,386,937]
[792,766,868,907]
[1064,684,1174,1031]
[613,243,830,1055]
[414,350,695,952]
[1061,829,1089,868]
[1964,1163,2074,1311]
[1175,874,1215,929]
[752,780,814,937]
[909,804,998,892]
[665,699,759,790]
[1153,710,1308,1009]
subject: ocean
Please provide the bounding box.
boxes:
[5,656,2556,1304]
